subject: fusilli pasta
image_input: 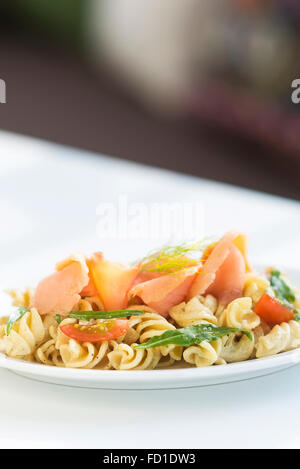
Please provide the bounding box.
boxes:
[220,333,255,363]
[218,297,260,331]
[243,273,270,305]
[169,295,218,327]
[35,339,63,367]
[0,316,8,326]
[75,296,104,312]
[256,320,300,358]
[108,342,161,370]
[5,287,34,308]
[127,306,183,362]
[1,308,45,359]
[183,340,223,367]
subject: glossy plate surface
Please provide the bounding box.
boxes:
[1,348,300,389]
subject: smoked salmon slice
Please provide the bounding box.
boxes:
[89,252,139,311]
[80,258,99,297]
[188,231,249,304]
[80,278,98,298]
[33,254,89,315]
[32,231,250,317]
[129,266,199,317]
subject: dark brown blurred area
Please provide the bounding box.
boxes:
[0,3,300,200]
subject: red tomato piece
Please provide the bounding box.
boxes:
[254,293,294,325]
[60,319,129,343]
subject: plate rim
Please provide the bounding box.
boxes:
[1,348,300,384]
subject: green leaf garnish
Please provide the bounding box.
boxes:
[269,270,298,315]
[138,237,219,274]
[135,324,252,349]
[270,270,296,303]
[68,310,145,321]
[55,314,62,324]
[6,306,29,335]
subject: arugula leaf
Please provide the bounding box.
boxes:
[270,270,296,303]
[6,306,29,335]
[68,309,145,321]
[55,314,62,324]
[279,297,298,314]
[269,270,298,315]
[135,324,252,349]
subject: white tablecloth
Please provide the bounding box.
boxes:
[0,131,299,449]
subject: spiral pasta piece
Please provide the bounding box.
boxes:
[220,333,254,363]
[160,343,183,361]
[183,340,222,367]
[218,297,260,331]
[252,321,271,344]
[256,320,300,358]
[130,312,175,342]
[42,314,59,341]
[0,308,45,358]
[5,287,35,308]
[156,353,176,368]
[199,294,218,314]
[243,273,270,305]
[108,343,161,370]
[122,305,153,344]
[60,339,113,369]
[35,339,64,367]
[0,324,6,351]
[169,295,218,327]
[127,305,183,361]
[74,296,104,312]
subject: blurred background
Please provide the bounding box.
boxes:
[0,0,299,199]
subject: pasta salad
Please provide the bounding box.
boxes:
[1,230,300,370]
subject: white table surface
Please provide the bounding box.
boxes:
[0,130,300,449]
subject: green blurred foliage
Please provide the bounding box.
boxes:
[1,0,86,50]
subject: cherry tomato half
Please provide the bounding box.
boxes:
[254,293,294,325]
[60,319,129,343]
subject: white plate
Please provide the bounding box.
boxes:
[1,267,300,390]
[1,349,300,389]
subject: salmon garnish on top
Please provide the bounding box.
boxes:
[188,231,251,305]
[32,254,89,316]
[128,265,200,317]
[88,252,140,311]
